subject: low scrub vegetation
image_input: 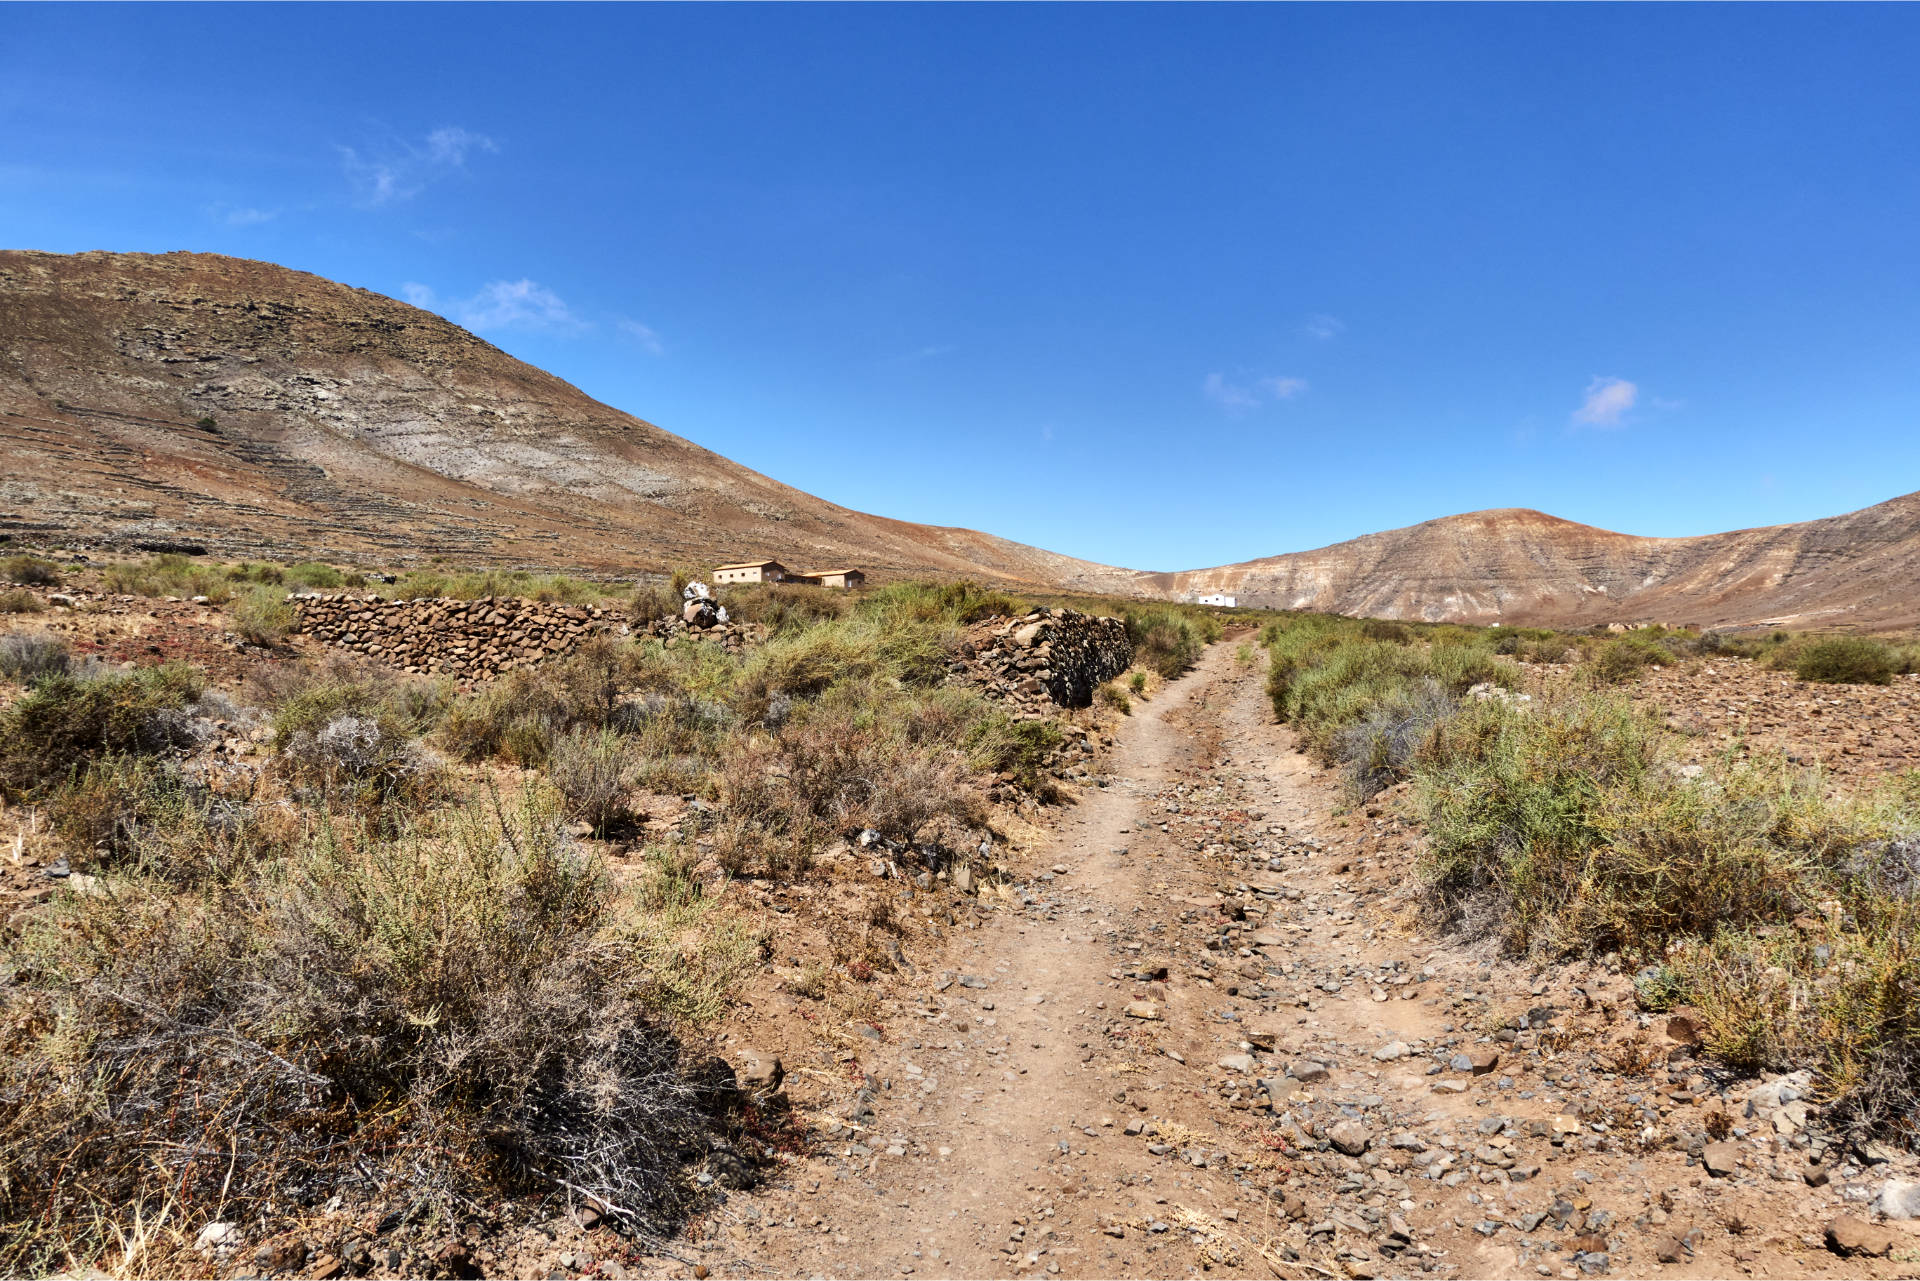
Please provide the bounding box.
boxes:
[1263,609,1920,1141]
[2,553,61,585]
[0,663,203,800]
[1793,635,1899,686]
[1262,613,1510,789]
[1122,605,1222,678]
[387,566,611,603]
[0,791,746,1272]
[0,569,1216,1270]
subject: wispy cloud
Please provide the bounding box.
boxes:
[339,126,498,206]
[402,279,586,334]
[1204,373,1261,412]
[1571,375,1638,427]
[211,203,278,227]
[1204,371,1308,412]
[617,317,665,355]
[1303,313,1345,341]
[883,343,956,366]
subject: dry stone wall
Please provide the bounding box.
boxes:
[950,608,1133,713]
[291,594,618,678]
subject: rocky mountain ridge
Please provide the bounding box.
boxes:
[1142,495,1920,630]
[4,248,1915,629]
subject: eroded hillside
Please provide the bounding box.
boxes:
[1146,498,1920,630]
[0,250,1137,591]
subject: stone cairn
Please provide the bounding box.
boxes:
[290,594,618,678]
[948,608,1133,713]
[635,581,761,653]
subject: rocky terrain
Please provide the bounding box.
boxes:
[1148,498,1920,631]
[632,642,1920,1280]
[9,582,1920,1278]
[0,250,1135,594]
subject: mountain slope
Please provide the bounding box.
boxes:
[4,249,1915,630]
[0,249,1137,590]
[1144,494,1920,629]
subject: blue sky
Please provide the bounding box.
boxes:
[5,5,1919,570]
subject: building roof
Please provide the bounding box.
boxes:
[797,568,862,577]
[714,560,784,570]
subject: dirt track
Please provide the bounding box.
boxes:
[675,642,1915,1281]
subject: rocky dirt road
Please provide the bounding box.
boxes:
[661,642,1917,1281]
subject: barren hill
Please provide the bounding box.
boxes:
[0,249,1136,590]
[5,249,1916,629]
[1144,495,1920,630]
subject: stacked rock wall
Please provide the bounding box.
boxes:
[950,608,1133,712]
[291,594,617,678]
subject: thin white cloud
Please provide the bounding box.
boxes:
[220,205,278,226]
[1205,371,1307,412]
[617,317,665,355]
[338,126,498,206]
[1304,314,1345,340]
[1572,375,1638,427]
[423,127,494,168]
[401,279,586,334]
[1204,372,1261,412]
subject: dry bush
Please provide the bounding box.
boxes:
[713,685,988,879]
[2,554,61,586]
[51,756,280,882]
[1415,679,1920,1140]
[0,631,69,682]
[1584,633,1678,684]
[547,725,639,833]
[1097,680,1132,714]
[0,791,732,1273]
[438,638,654,764]
[1124,606,1220,677]
[0,588,44,614]
[278,712,442,813]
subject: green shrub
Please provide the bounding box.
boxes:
[1123,606,1220,678]
[283,560,345,590]
[0,664,202,800]
[227,561,286,585]
[1795,636,1897,686]
[101,554,233,602]
[232,585,294,645]
[1359,618,1413,644]
[1586,633,1676,684]
[1128,671,1148,695]
[2,554,60,586]
[967,714,1063,793]
[1097,681,1132,714]
[1413,686,1920,1138]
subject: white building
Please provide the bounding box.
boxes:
[1197,593,1236,607]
